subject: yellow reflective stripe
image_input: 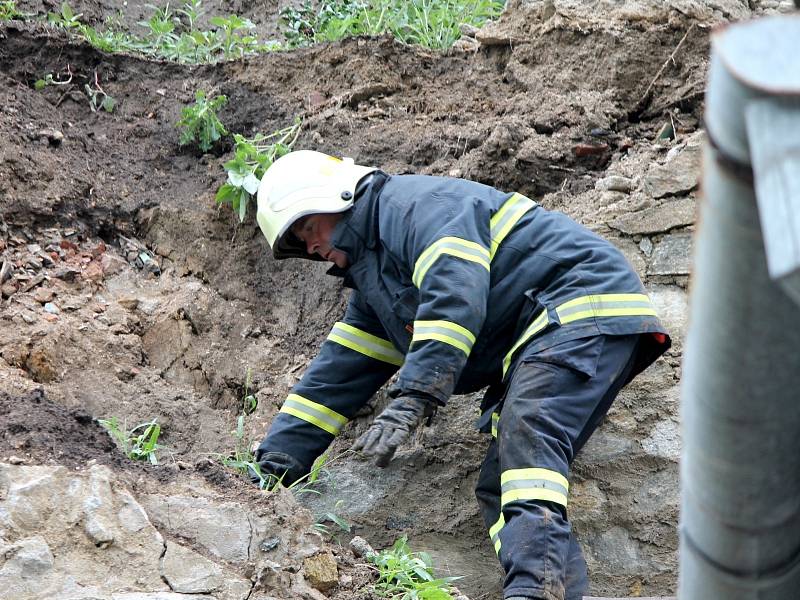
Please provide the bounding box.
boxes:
[280,394,348,436]
[327,322,404,366]
[412,320,476,356]
[412,237,490,288]
[488,513,505,554]
[501,310,549,377]
[556,293,657,325]
[491,412,499,438]
[489,193,537,260]
[501,487,569,507]
[500,468,569,508]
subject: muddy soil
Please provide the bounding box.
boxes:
[2,1,796,598]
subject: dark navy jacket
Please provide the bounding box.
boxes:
[258,174,669,473]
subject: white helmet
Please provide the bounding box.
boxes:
[256,150,377,259]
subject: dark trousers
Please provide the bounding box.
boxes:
[475,334,641,600]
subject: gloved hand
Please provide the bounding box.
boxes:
[352,394,436,467]
[248,451,305,489]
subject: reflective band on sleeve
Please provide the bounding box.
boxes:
[489,512,505,554]
[556,293,658,324]
[490,193,537,260]
[327,322,405,366]
[502,310,549,377]
[491,412,499,438]
[411,320,476,356]
[501,468,569,508]
[412,237,490,288]
[280,394,348,436]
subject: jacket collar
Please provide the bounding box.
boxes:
[327,172,388,278]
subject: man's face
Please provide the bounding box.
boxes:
[291,213,349,268]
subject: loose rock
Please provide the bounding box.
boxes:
[595,175,635,193]
[33,287,55,304]
[303,552,339,592]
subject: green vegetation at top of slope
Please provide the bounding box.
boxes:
[0,0,25,20]
[45,0,280,63]
[280,0,505,49]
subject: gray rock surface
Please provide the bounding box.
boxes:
[608,197,696,235]
[648,234,693,276]
[0,464,330,600]
[643,136,703,199]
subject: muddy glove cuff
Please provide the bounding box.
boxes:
[352,394,437,467]
[249,451,305,489]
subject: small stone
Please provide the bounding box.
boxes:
[82,260,104,282]
[595,175,635,193]
[26,244,42,254]
[43,313,59,322]
[303,552,339,592]
[118,297,139,310]
[60,239,79,252]
[38,128,64,145]
[573,142,609,157]
[0,259,10,283]
[1,282,17,298]
[639,237,653,257]
[8,456,25,464]
[92,241,107,257]
[33,287,55,304]
[43,302,60,314]
[260,536,281,552]
[100,253,127,276]
[349,536,375,558]
[54,267,80,281]
[21,311,37,324]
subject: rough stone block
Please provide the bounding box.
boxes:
[648,234,693,276]
[643,138,703,199]
[161,541,224,593]
[608,197,695,235]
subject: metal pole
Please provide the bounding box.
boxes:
[680,17,800,600]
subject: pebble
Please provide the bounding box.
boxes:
[117,297,139,310]
[639,238,654,257]
[43,313,59,322]
[595,175,635,193]
[7,456,25,465]
[43,302,60,314]
[33,287,55,304]
[21,311,37,324]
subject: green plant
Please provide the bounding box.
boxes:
[176,90,228,152]
[0,0,22,20]
[217,413,273,487]
[84,72,116,113]
[98,417,164,465]
[47,2,83,28]
[369,536,461,599]
[216,118,301,221]
[34,65,73,90]
[242,367,258,415]
[46,1,281,64]
[313,499,351,537]
[280,0,505,50]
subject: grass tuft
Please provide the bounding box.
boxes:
[280,0,505,50]
[98,417,164,465]
[369,536,462,599]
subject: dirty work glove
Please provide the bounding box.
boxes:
[352,394,437,467]
[248,451,305,490]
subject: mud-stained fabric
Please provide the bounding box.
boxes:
[475,334,641,600]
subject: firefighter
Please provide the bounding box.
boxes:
[252,150,670,600]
